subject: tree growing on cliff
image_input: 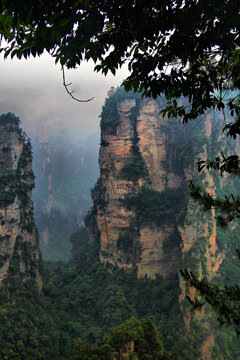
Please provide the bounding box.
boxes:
[1,0,240,331]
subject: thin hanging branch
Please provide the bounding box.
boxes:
[62,66,94,103]
[191,109,212,131]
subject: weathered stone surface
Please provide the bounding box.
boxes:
[0,116,41,289]
[91,93,238,359]
[95,94,232,296]
[95,97,185,278]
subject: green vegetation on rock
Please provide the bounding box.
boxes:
[100,87,141,131]
[0,279,57,360]
[73,318,169,360]
[122,187,187,227]
[0,222,240,360]
[117,228,135,253]
[0,135,34,208]
[121,157,148,179]
[0,113,20,127]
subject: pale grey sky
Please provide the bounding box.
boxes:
[0,52,129,140]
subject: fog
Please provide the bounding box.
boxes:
[0,52,130,259]
[0,52,129,141]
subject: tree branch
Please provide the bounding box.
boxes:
[62,66,94,103]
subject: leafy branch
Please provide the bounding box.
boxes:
[181,267,240,334]
[197,154,240,176]
[189,181,240,227]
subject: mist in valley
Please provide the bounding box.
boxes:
[0,53,128,260]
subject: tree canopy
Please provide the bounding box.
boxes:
[1,0,240,128]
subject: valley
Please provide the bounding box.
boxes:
[0,88,240,359]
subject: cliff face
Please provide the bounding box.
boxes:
[93,90,235,284]
[90,89,240,359]
[0,113,42,291]
[93,92,195,278]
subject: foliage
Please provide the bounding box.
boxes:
[1,1,240,130]
[0,279,58,360]
[0,253,9,268]
[100,93,120,131]
[101,87,141,131]
[41,227,202,359]
[181,265,240,335]
[84,206,97,229]
[6,236,41,282]
[91,178,107,211]
[0,168,33,208]
[190,181,240,227]
[1,0,240,350]
[181,152,240,333]
[121,157,148,179]
[0,114,34,208]
[181,135,240,334]
[41,227,240,359]
[70,226,90,257]
[0,112,20,126]
[73,318,169,360]
[122,187,187,227]
[0,175,16,207]
[1,224,239,359]
[121,95,148,180]
[117,228,135,253]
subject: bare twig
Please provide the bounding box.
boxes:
[62,66,94,103]
[191,109,212,131]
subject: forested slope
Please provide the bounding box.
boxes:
[1,99,240,359]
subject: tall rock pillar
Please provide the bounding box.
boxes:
[0,113,42,291]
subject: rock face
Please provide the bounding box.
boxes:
[92,91,198,279]
[90,88,239,359]
[0,113,42,291]
[93,90,234,281]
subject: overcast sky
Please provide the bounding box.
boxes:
[0,53,129,141]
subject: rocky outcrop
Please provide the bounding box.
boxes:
[88,89,240,359]
[93,91,195,279]
[92,89,236,289]
[0,113,42,291]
